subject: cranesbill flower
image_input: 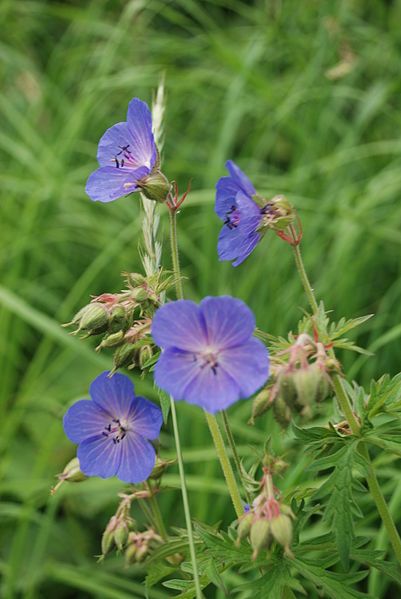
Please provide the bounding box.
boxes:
[152,296,269,413]
[215,161,295,266]
[86,98,169,203]
[63,371,162,483]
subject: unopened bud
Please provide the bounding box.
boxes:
[272,396,292,428]
[139,344,153,369]
[96,330,125,350]
[248,388,271,425]
[250,519,271,558]
[131,287,148,302]
[139,170,170,202]
[293,364,321,407]
[75,303,109,334]
[279,372,297,408]
[51,457,87,495]
[114,521,129,551]
[270,514,293,551]
[149,457,176,480]
[125,543,138,564]
[112,343,137,372]
[236,513,253,544]
[109,305,127,332]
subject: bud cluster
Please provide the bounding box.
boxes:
[250,333,339,426]
[125,529,164,564]
[236,468,294,558]
[64,270,175,374]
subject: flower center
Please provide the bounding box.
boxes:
[224,205,240,229]
[102,417,129,444]
[113,144,137,169]
[193,348,220,376]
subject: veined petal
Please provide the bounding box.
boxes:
[78,434,121,478]
[219,339,269,397]
[116,432,156,483]
[153,347,240,413]
[232,231,261,267]
[90,371,134,419]
[128,396,163,440]
[235,190,261,219]
[97,122,134,167]
[217,225,243,261]
[151,300,207,351]
[199,296,256,349]
[215,176,241,219]
[63,399,109,444]
[126,98,157,170]
[225,160,256,196]
[85,165,149,203]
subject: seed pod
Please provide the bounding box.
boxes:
[272,396,292,428]
[139,170,170,202]
[114,522,129,551]
[78,303,109,334]
[293,364,321,407]
[250,519,271,558]
[315,374,330,403]
[279,372,297,408]
[249,388,271,425]
[270,514,293,550]
[236,513,254,544]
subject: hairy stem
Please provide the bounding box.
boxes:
[291,239,401,565]
[169,208,244,519]
[221,411,252,505]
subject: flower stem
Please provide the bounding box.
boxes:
[146,482,168,540]
[205,412,244,518]
[167,208,202,598]
[168,208,244,519]
[291,239,401,565]
[221,411,252,505]
[169,397,203,598]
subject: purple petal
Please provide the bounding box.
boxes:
[235,190,261,220]
[154,347,240,413]
[86,165,150,203]
[96,122,135,168]
[78,434,121,478]
[215,176,242,219]
[225,160,256,197]
[116,432,156,483]
[217,225,243,261]
[219,339,269,397]
[63,399,109,444]
[199,296,256,349]
[89,371,134,419]
[232,231,261,267]
[128,396,163,440]
[126,98,157,170]
[151,300,207,351]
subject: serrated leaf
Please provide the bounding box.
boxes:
[292,557,370,599]
[233,560,292,599]
[145,561,176,591]
[312,442,367,569]
[351,547,401,587]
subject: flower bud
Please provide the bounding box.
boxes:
[279,372,297,408]
[109,305,127,332]
[293,364,321,407]
[149,457,176,481]
[139,344,153,369]
[126,272,146,288]
[139,170,170,202]
[248,388,271,425]
[270,514,293,551]
[51,457,87,494]
[236,513,253,544]
[131,287,149,302]
[272,396,292,428]
[101,516,118,556]
[96,330,125,351]
[125,543,138,564]
[250,519,271,558]
[114,521,129,551]
[75,303,109,334]
[112,343,137,372]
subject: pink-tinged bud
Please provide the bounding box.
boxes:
[101,516,119,556]
[125,543,138,564]
[250,519,271,558]
[76,302,109,335]
[293,364,322,407]
[270,513,293,552]
[138,170,170,202]
[113,521,129,551]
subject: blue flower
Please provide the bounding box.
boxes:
[63,371,162,483]
[215,160,264,266]
[86,98,159,203]
[152,296,269,413]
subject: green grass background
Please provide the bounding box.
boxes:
[1,0,401,597]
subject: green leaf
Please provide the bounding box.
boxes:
[351,547,401,587]
[158,389,171,423]
[292,557,370,599]
[312,442,367,569]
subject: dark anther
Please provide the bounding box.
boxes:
[211,365,218,376]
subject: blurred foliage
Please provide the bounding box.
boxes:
[1,0,401,597]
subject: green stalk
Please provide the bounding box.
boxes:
[221,411,252,505]
[291,239,401,565]
[169,208,244,519]
[167,208,202,599]
[146,482,168,540]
